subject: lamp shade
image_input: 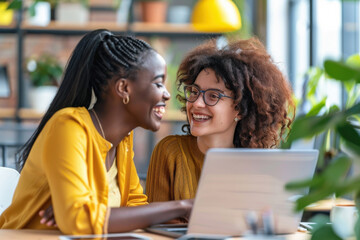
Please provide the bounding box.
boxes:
[191,0,241,33]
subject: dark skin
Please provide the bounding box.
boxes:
[39,51,193,232]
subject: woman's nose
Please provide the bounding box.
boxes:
[192,93,206,107]
[163,87,171,101]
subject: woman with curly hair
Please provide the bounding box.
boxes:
[146,37,295,204]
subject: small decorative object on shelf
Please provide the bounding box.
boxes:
[191,0,242,32]
[0,0,14,26]
[116,0,132,24]
[26,1,51,26]
[56,0,89,24]
[136,0,169,23]
[167,5,191,24]
[26,54,63,113]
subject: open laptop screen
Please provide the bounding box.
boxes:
[187,148,318,236]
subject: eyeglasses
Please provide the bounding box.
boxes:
[183,85,234,106]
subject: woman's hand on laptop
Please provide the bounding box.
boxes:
[180,199,194,220]
[39,205,57,227]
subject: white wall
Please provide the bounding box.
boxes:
[266,0,289,77]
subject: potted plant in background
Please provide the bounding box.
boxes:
[282,54,360,239]
[6,0,56,26]
[136,0,169,23]
[27,0,56,26]
[26,54,63,113]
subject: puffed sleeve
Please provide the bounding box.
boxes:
[42,114,108,235]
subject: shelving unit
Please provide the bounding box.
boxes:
[0,3,222,173]
[0,23,17,34]
[21,21,213,36]
[0,13,220,122]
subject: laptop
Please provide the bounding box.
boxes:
[146,149,318,239]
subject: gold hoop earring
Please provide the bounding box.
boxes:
[123,95,130,105]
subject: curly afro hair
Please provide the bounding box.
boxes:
[176,37,295,148]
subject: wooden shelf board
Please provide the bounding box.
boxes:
[22,21,127,32]
[20,21,215,35]
[18,108,44,119]
[0,23,17,33]
[131,22,198,33]
[0,108,16,119]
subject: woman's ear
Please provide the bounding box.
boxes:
[115,78,130,99]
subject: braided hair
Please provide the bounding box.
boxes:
[17,29,154,169]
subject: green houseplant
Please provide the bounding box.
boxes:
[27,54,62,87]
[282,54,360,239]
[7,0,89,24]
[26,54,63,112]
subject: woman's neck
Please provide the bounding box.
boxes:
[196,135,235,154]
[92,104,135,147]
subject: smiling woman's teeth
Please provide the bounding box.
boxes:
[193,114,210,120]
[154,106,165,114]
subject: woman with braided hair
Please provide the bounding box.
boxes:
[146,37,295,206]
[0,29,192,234]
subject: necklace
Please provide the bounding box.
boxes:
[91,109,111,169]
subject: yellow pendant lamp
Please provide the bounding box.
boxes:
[191,0,241,33]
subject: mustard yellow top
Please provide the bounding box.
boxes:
[0,107,147,235]
[107,157,121,208]
[146,135,204,202]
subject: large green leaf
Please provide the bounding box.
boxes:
[324,60,360,83]
[285,113,342,147]
[344,102,360,117]
[307,97,327,117]
[337,122,360,156]
[285,175,323,190]
[355,211,360,240]
[7,0,22,10]
[288,156,351,211]
[322,155,352,182]
[346,54,360,68]
[286,151,349,190]
[311,224,342,240]
[294,186,336,212]
[307,67,324,98]
[335,176,360,196]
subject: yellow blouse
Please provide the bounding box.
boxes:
[0,107,147,234]
[146,135,204,202]
[107,158,121,208]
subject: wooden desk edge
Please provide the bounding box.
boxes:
[305,198,355,212]
[0,229,310,240]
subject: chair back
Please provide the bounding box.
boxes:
[0,167,20,215]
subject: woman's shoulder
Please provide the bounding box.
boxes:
[50,107,88,122]
[46,107,90,131]
[154,134,197,157]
